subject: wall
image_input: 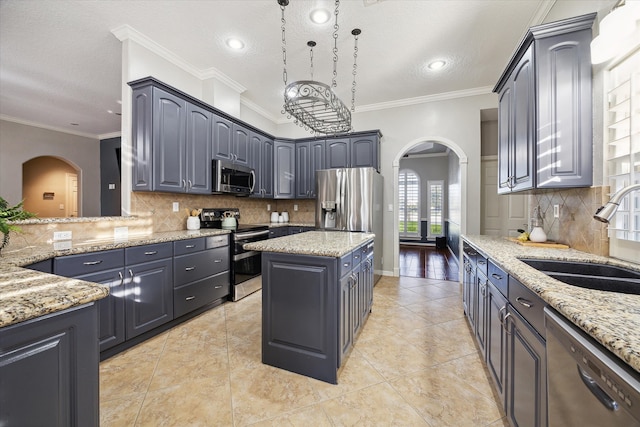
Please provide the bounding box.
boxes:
[399,155,449,225]
[0,119,101,216]
[22,156,77,217]
[100,137,121,216]
[481,120,498,157]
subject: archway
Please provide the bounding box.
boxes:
[22,156,81,217]
[392,137,468,279]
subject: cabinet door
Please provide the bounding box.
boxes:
[76,268,126,352]
[350,135,379,170]
[261,138,275,198]
[326,138,350,168]
[0,304,99,427]
[486,281,508,407]
[125,259,173,339]
[309,139,325,197]
[462,256,472,321]
[273,141,296,199]
[351,263,362,337]
[506,306,547,427]
[536,29,593,188]
[295,142,311,198]
[339,272,353,367]
[497,86,513,194]
[250,133,264,196]
[475,270,488,358]
[185,104,212,194]
[232,124,251,166]
[212,114,233,162]
[510,45,535,192]
[132,86,153,191]
[153,88,187,192]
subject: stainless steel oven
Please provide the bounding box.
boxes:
[199,208,269,301]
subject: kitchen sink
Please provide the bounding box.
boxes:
[519,259,640,295]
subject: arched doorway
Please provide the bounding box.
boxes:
[22,156,80,217]
[392,137,467,279]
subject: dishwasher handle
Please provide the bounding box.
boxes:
[577,365,619,412]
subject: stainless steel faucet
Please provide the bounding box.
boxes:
[593,183,640,223]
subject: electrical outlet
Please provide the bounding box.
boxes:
[294,204,298,211]
[114,227,129,240]
[53,231,72,241]
[267,204,271,211]
[553,204,560,218]
[53,241,72,251]
[59,204,65,210]
[172,202,179,212]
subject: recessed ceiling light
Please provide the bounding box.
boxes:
[226,38,245,50]
[310,8,331,24]
[428,60,446,70]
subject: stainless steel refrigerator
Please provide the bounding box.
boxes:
[315,167,383,283]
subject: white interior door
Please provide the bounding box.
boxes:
[481,158,528,237]
[65,173,78,217]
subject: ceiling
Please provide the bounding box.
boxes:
[0,0,609,138]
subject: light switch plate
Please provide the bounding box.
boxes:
[172,202,179,212]
[553,205,560,218]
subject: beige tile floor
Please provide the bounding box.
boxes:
[100,275,509,426]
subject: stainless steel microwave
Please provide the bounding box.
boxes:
[212,159,255,196]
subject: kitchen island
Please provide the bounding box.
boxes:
[245,231,375,384]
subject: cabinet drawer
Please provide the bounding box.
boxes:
[352,248,363,266]
[174,272,230,318]
[488,260,508,297]
[205,234,229,249]
[508,277,546,338]
[173,238,205,255]
[125,242,172,265]
[476,254,488,276]
[339,252,353,277]
[174,247,229,287]
[54,249,124,277]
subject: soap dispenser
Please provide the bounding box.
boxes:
[529,206,547,243]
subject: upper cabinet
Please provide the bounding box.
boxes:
[325,132,381,171]
[131,85,211,194]
[212,115,251,167]
[250,132,274,198]
[493,13,595,194]
[273,140,296,199]
[296,139,325,199]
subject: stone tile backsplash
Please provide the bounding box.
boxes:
[529,186,609,257]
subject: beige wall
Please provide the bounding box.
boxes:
[22,156,77,217]
[0,120,101,216]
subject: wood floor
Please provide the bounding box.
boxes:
[399,244,459,280]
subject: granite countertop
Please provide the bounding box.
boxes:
[245,230,374,258]
[0,229,231,328]
[463,234,640,373]
[264,222,316,228]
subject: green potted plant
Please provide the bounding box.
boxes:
[0,196,37,253]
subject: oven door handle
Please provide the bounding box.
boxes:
[234,250,260,261]
[234,229,269,240]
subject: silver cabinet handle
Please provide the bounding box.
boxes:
[214,259,222,263]
[128,269,134,278]
[118,271,124,286]
[187,179,192,189]
[491,273,502,280]
[83,260,103,265]
[516,297,533,308]
[343,263,350,268]
[498,306,507,324]
[185,266,196,271]
[185,296,195,301]
[144,251,158,255]
[503,312,513,334]
[185,244,196,248]
[182,179,186,188]
[214,285,222,289]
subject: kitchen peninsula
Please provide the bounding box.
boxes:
[245,231,375,384]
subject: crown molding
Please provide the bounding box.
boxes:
[355,86,495,113]
[240,97,280,123]
[111,24,246,95]
[98,131,122,140]
[0,115,99,139]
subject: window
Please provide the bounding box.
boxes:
[607,49,640,242]
[399,170,419,237]
[428,180,444,237]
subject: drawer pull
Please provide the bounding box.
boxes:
[478,260,486,265]
[491,273,503,280]
[185,296,195,301]
[214,285,222,289]
[214,259,222,263]
[185,244,196,249]
[118,271,124,286]
[516,297,533,308]
[185,266,196,271]
[144,251,158,255]
[82,260,103,266]
[343,263,350,267]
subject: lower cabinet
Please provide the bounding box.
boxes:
[0,303,99,427]
[486,281,508,407]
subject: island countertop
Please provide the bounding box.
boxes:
[463,234,640,373]
[0,228,231,328]
[244,230,374,258]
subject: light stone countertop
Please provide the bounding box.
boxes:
[0,229,231,328]
[264,222,316,228]
[244,230,374,258]
[463,234,640,373]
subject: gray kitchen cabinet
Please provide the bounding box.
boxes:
[24,259,52,273]
[494,13,595,193]
[486,280,508,408]
[251,132,274,198]
[212,114,251,167]
[0,303,99,427]
[268,227,289,238]
[475,269,488,359]
[339,271,354,367]
[296,139,325,198]
[130,84,211,194]
[351,134,379,170]
[326,138,350,169]
[273,140,296,199]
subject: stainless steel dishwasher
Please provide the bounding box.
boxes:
[545,308,640,426]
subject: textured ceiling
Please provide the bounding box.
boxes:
[0,0,611,138]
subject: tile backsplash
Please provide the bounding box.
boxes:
[529,186,609,257]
